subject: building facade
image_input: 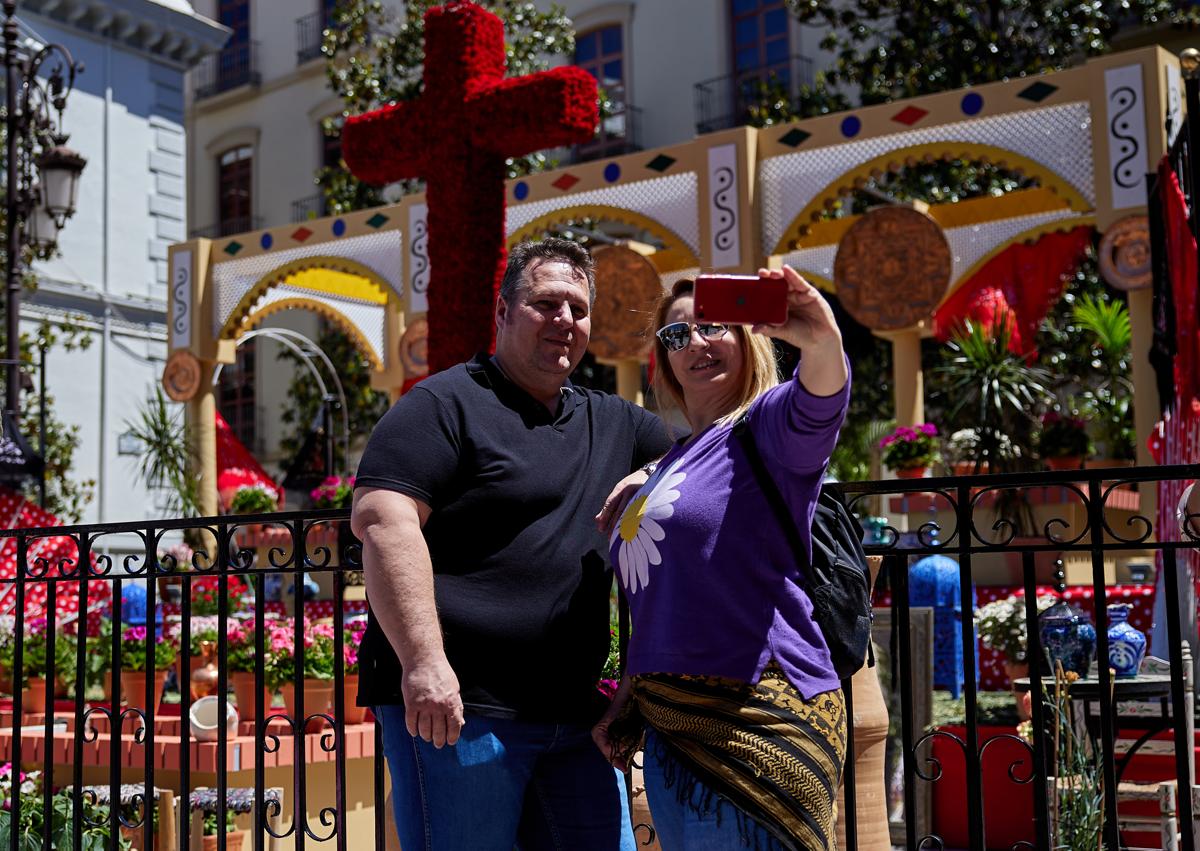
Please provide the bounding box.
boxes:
[15,0,227,530]
[183,0,836,472]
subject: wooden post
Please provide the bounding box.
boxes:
[614,360,644,407]
[879,327,924,426]
[187,363,219,519]
[1127,286,1158,520]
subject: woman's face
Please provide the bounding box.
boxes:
[663,295,744,407]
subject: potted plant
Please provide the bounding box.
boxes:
[226,618,271,724]
[21,617,51,714]
[880,423,940,477]
[0,615,14,695]
[310,475,355,509]
[230,484,280,549]
[1037,411,1092,470]
[974,594,1056,717]
[119,625,177,710]
[264,618,335,731]
[157,540,194,604]
[0,764,133,849]
[343,620,368,724]
[202,809,244,851]
[190,574,249,618]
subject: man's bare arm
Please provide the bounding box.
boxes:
[352,487,464,747]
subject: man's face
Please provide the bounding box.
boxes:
[495,259,592,382]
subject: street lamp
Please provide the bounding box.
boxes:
[3,0,86,422]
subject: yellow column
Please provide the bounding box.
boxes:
[880,328,924,426]
[187,365,219,518]
[615,360,644,407]
[1127,287,1158,518]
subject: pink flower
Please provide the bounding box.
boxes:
[122,626,148,642]
[921,423,938,436]
[879,435,895,448]
[597,678,619,698]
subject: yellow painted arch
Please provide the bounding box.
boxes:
[772,141,1093,255]
[220,256,395,341]
[507,205,700,275]
[234,296,384,371]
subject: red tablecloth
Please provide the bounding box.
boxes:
[874,584,1155,690]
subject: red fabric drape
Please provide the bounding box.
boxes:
[933,225,1093,353]
[215,411,281,506]
[1160,166,1200,405]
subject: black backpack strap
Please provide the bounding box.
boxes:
[732,415,811,584]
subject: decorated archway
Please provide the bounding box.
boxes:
[168,43,1180,513]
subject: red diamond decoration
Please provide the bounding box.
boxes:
[291,227,314,242]
[891,106,928,126]
[551,173,580,191]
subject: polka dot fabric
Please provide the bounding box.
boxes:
[0,485,108,629]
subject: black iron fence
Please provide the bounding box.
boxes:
[0,464,1194,848]
[296,12,326,65]
[291,194,327,223]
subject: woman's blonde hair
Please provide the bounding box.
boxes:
[650,278,780,426]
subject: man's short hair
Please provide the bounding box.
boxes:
[500,238,596,306]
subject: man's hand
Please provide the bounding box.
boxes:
[402,657,465,748]
[595,469,650,537]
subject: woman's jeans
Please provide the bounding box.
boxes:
[376,704,635,850]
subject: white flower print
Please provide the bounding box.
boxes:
[611,458,686,593]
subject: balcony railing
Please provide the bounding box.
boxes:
[188,216,262,239]
[572,103,643,164]
[194,41,262,101]
[0,465,1192,847]
[296,11,326,65]
[291,193,328,222]
[693,53,815,135]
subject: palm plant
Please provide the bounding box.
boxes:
[123,387,201,518]
[1071,295,1134,460]
[934,316,1053,471]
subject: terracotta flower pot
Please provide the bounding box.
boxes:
[343,674,367,724]
[203,829,245,851]
[280,679,334,733]
[230,670,271,723]
[190,643,220,701]
[120,670,167,711]
[22,676,48,714]
[1044,455,1083,471]
[894,466,928,479]
[1003,660,1032,720]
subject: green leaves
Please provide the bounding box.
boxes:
[122,386,202,518]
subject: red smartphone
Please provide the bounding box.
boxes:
[693,274,788,325]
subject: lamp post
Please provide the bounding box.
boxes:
[3,0,85,422]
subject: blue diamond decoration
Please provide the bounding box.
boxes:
[603,162,621,183]
[223,241,243,256]
[645,154,676,172]
[961,92,983,116]
[779,128,810,147]
[332,218,346,237]
[1017,81,1057,103]
[260,232,273,250]
[366,213,389,229]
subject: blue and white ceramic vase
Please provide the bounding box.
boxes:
[1106,603,1146,678]
[1039,602,1097,677]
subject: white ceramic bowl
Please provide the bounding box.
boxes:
[189,695,239,742]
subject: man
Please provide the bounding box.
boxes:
[352,238,671,850]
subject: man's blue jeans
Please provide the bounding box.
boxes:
[376,705,635,851]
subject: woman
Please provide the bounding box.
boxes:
[593,265,850,851]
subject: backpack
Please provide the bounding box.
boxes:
[733,416,873,682]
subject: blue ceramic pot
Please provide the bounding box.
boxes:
[1039,602,1097,677]
[1106,603,1147,677]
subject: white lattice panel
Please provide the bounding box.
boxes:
[507,173,701,255]
[250,284,385,365]
[211,231,403,336]
[660,267,701,292]
[760,102,1095,254]
[780,209,1089,288]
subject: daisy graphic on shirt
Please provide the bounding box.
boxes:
[611,458,686,593]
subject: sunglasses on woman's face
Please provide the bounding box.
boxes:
[655,321,729,353]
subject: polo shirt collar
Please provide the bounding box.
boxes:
[468,354,583,424]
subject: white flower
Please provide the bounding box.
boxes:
[611,458,686,594]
